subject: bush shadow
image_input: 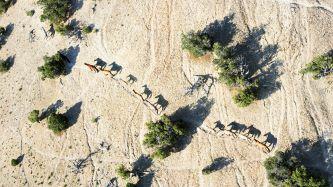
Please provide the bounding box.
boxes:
[170,96,215,152]
[61,45,80,75]
[203,13,237,46]
[5,55,15,70]
[0,23,14,48]
[132,155,155,187]
[202,157,234,174]
[39,100,64,120]
[65,101,82,127]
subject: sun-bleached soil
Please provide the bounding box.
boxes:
[0,0,333,186]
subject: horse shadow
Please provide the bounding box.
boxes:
[203,13,237,46]
[213,121,225,131]
[126,74,137,84]
[109,62,122,75]
[202,157,234,174]
[65,101,82,127]
[61,45,80,75]
[153,94,169,112]
[170,96,215,152]
[263,132,277,149]
[94,58,107,70]
[246,125,261,138]
[227,121,247,133]
[141,85,152,99]
[39,100,64,120]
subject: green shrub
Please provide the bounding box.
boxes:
[0,59,10,72]
[54,23,74,36]
[26,10,35,17]
[214,57,246,87]
[264,151,328,187]
[143,114,187,159]
[202,168,213,175]
[232,82,258,107]
[28,110,40,123]
[181,30,212,58]
[126,183,137,187]
[82,25,93,34]
[38,52,67,80]
[0,0,13,15]
[301,54,333,79]
[37,0,71,24]
[47,112,69,133]
[116,164,131,180]
[11,158,20,166]
[152,148,170,160]
[0,26,5,36]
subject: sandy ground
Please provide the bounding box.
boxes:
[0,0,333,186]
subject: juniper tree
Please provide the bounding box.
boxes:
[181,30,212,58]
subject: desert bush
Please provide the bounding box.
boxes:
[181,30,212,58]
[116,164,131,180]
[26,10,35,17]
[47,112,69,133]
[143,114,187,159]
[0,59,10,72]
[28,110,40,123]
[232,82,258,107]
[54,23,74,36]
[82,25,93,34]
[126,183,136,187]
[38,51,67,80]
[0,26,5,36]
[11,158,20,166]
[301,54,333,79]
[37,0,71,24]
[0,0,13,15]
[264,151,328,187]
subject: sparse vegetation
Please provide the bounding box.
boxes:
[54,23,74,36]
[28,110,40,123]
[116,164,131,180]
[37,0,72,24]
[126,183,137,187]
[232,81,258,107]
[301,53,333,79]
[82,25,93,34]
[0,58,10,72]
[47,112,69,133]
[0,0,13,15]
[11,158,20,166]
[181,30,212,58]
[26,9,35,17]
[91,117,98,123]
[264,151,328,187]
[143,114,187,159]
[38,51,67,80]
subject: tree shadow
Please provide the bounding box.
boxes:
[4,55,15,70]
[61,45,80,75]
[203,13,237,46]
[65,101,82,127]
[106,177,118,187]
[202,157,234,174]
[39,100,64,120]
[71,0,83,12]
[232,26,281,99]
[132,155,155,187]
[287,138,333,181]
[132,155,153,175]
[0,23,14,48]
[170,96,215,152]
[137,172,155,187]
